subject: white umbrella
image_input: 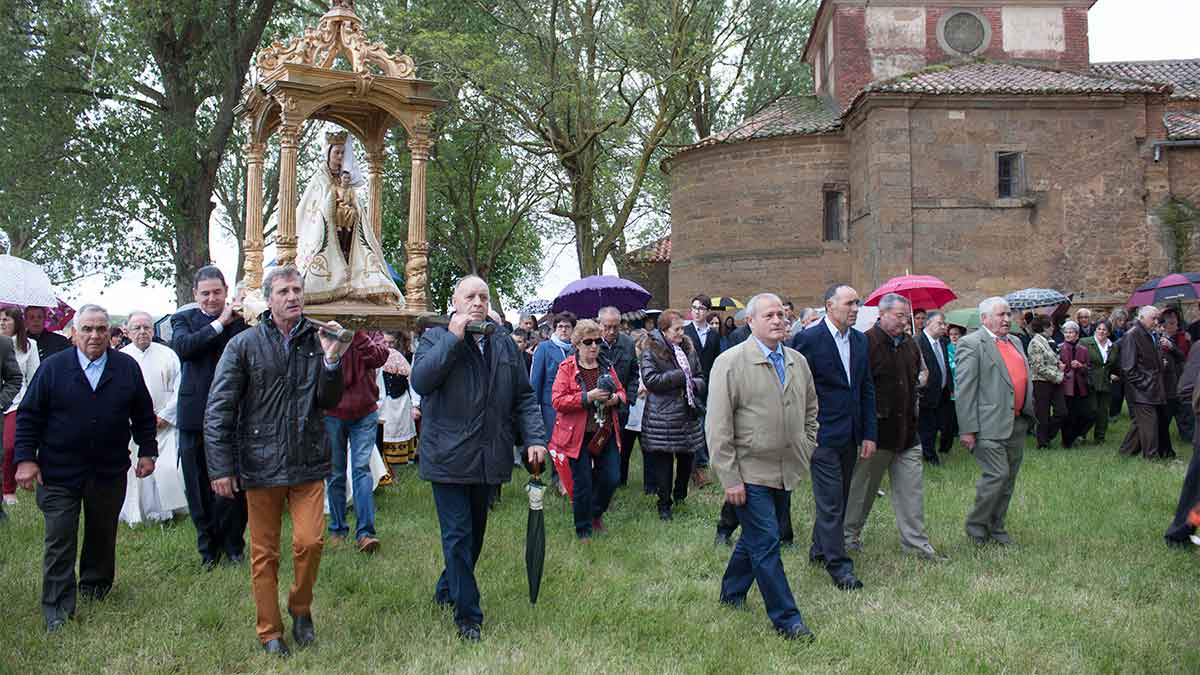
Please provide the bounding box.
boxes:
[0,254,58,307]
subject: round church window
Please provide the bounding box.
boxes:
[937,10,991,57]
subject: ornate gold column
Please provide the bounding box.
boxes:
[242,140,267,289]
[276,124,301,266]
[366,148,385,241]
[405,131,433,311]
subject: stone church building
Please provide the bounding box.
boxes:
[664,0,1200,310]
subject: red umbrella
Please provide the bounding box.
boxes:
[864,275,957,310]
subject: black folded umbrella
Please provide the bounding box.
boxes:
[525,462,546,604]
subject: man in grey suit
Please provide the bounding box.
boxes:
[955,297,1036,546]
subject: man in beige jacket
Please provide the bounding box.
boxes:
[707,293,819,641]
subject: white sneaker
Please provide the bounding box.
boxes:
[1190,534,1200,547]
[2,494,16,506]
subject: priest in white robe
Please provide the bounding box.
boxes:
[120,312,188,525]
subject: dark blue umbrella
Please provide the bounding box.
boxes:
[520,299,553,316]
[551,275,651,318]
[1005,288,1069,311]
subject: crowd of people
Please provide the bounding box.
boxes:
[2,273,1200,651]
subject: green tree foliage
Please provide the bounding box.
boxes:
[2,0,812,303]
[1,0,282,303]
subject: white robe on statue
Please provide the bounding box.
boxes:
[119,342,188,526]
[295,139,404,305]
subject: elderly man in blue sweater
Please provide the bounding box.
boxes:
[14,304,158,633]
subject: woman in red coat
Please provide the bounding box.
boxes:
[550,319,627,540]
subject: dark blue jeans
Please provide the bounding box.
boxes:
[568,432,620,538]
[1166,443,1200,543]
[431,482,490,629]
[324,411,379,540]
[719,484,804,632]
[809,444,856,579]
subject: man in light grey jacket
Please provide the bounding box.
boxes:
[955,297,1036,546]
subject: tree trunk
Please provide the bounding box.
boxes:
[173,170,216,306]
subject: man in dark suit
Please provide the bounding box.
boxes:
[917,310,953,465]
[1119,306,1170,460]
[683,294,720,487]
[411,275,546,642]
[171,265,249,568]
[598,306,641,487]
[789,284,875,591]
[0,333,22,523]
[23,306,72,361]
[14,304,158,632]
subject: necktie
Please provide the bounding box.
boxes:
[768,351,785,387]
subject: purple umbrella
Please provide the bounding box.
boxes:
[1126,273,1200,307]
[551,275,651,318]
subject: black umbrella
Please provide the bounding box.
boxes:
[525,461,546,604]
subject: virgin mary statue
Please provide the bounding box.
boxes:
[295,130,404,305]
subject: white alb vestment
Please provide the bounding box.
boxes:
[119,342,188,525]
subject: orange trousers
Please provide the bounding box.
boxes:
[245,480,325,643]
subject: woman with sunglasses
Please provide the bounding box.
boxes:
[548,320,628,540]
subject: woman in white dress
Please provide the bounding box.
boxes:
[1,307,38,505]
[376,332,417,480]
[295,130,404,305]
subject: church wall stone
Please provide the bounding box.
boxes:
[668,137,851,309]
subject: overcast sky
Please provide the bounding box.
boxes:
[69,0,1200,318]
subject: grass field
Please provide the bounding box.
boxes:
[2,417,1199,674]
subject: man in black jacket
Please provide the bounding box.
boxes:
[917,310,953,464]
[0,334,21,523]
[15,305,158,633]
[683,294,719,487]
[598,306,641,487]
[172,265,250,569]
[23,306,72,361]
[205,266,349,656]
[412,275,546,642]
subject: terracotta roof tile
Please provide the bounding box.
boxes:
[627,236,671,264]
[688,96,840,149]
[1092,59,1200,100]
[1165,111,1200,140]
[860,60,1165,99]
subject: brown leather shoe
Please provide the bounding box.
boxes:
[691,467,712,488]
[357,536,380,554]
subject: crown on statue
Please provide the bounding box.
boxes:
[325,130,349,147]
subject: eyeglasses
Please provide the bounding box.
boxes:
[578,338,601,347]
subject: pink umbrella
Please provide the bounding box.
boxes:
[0,297,75,331]
[864,275,957,310]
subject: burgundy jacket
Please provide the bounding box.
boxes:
[326,331,390,420]
[1059,340,1089,398]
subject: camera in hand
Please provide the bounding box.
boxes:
[418,314,496,336]
[596,373,616,396]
